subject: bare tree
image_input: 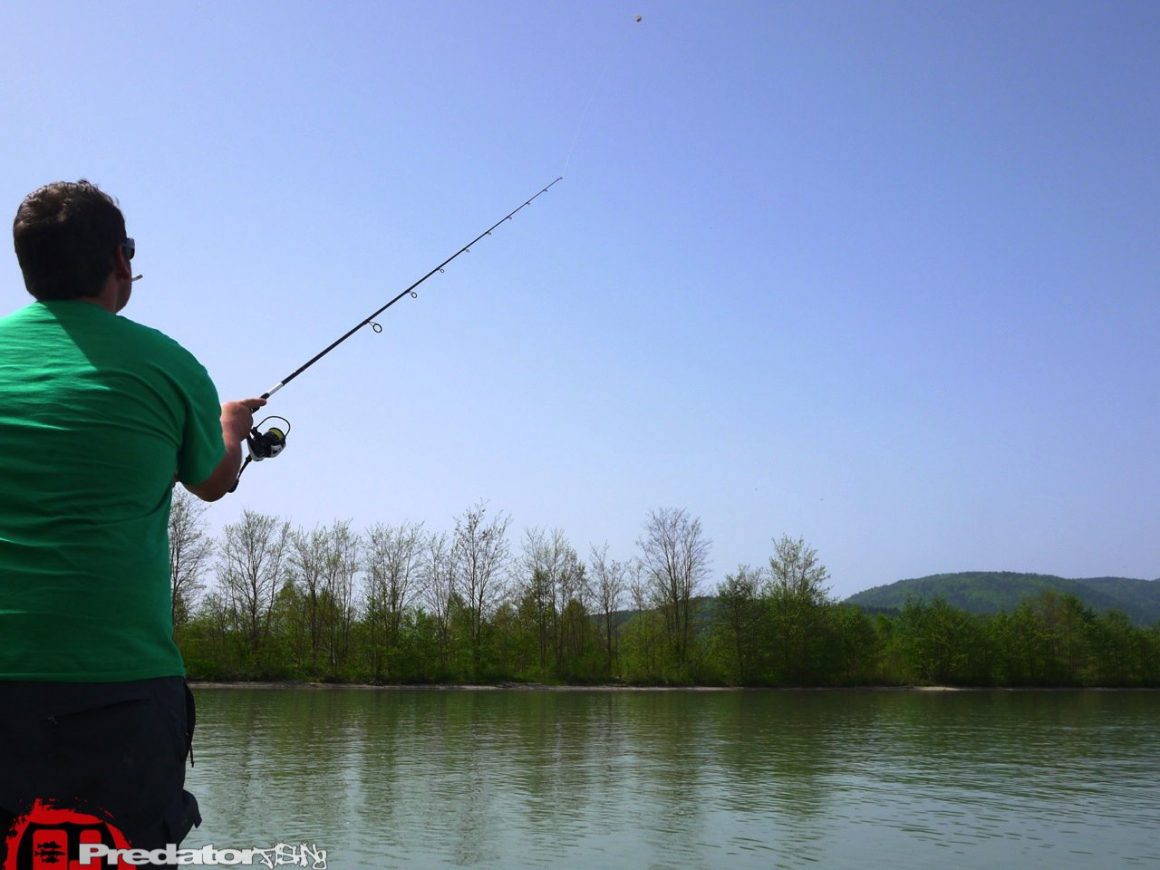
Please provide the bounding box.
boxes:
[519,527,560,673]
[319,520,361,672]
[216,511,291,655]
[197,590,233,664]
[422,530,456,670]
[637,507,711,669]
[290,524,330,670]
[554,543,588,676]
[169,488,215,627]
[364,521,425,680]
[590,543,626,678]
[452,501,511,677]
[519,527,586,673]
[627,560,659,678]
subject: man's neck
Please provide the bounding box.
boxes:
[83,275,128,313]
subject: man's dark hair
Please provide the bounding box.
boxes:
[12,180,127,300]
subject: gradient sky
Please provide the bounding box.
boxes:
[2,1,1157,599]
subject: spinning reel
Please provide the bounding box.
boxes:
[247,416,291,462]
[229,416,290,492]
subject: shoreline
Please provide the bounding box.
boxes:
[187,681,1159,692]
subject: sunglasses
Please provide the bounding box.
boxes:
[121,237,135,261]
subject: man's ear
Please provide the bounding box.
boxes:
[113,244,133,280]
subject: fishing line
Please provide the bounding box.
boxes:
[561,60,613,177]
[230,177,564,491]
[560,13,644,177]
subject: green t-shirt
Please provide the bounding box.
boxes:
[0,300,224,681]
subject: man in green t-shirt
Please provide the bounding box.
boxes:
[0,180,265,860]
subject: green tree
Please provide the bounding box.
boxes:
[1029,592,1094,684]
[828,605,881,685]
[765,535,831,684]
[897,598,989,685]
[988,593,1093,686]
[1089,610,1146,686]
[715,564,764,684]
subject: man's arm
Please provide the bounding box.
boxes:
[184,398,267,502]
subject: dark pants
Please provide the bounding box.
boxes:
[0,678,200,867]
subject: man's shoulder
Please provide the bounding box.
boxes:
[114,315,207,368]
[114,313,187,349]
[0,301,44,327]
[94,315,216,401]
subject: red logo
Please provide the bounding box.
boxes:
[3,800,133,870]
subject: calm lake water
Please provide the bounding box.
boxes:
[183,687,1160,869]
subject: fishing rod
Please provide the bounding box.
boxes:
[231,177,564,490]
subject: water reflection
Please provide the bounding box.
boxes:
[185,689,1160,869]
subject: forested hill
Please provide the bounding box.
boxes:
[845,572,1160,626]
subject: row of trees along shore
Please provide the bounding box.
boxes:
[170,494,1160,687]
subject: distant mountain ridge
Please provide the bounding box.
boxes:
[845,572,1160,626]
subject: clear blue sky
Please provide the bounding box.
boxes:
[2,1,1157,599]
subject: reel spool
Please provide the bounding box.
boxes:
[247,416,291,461]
